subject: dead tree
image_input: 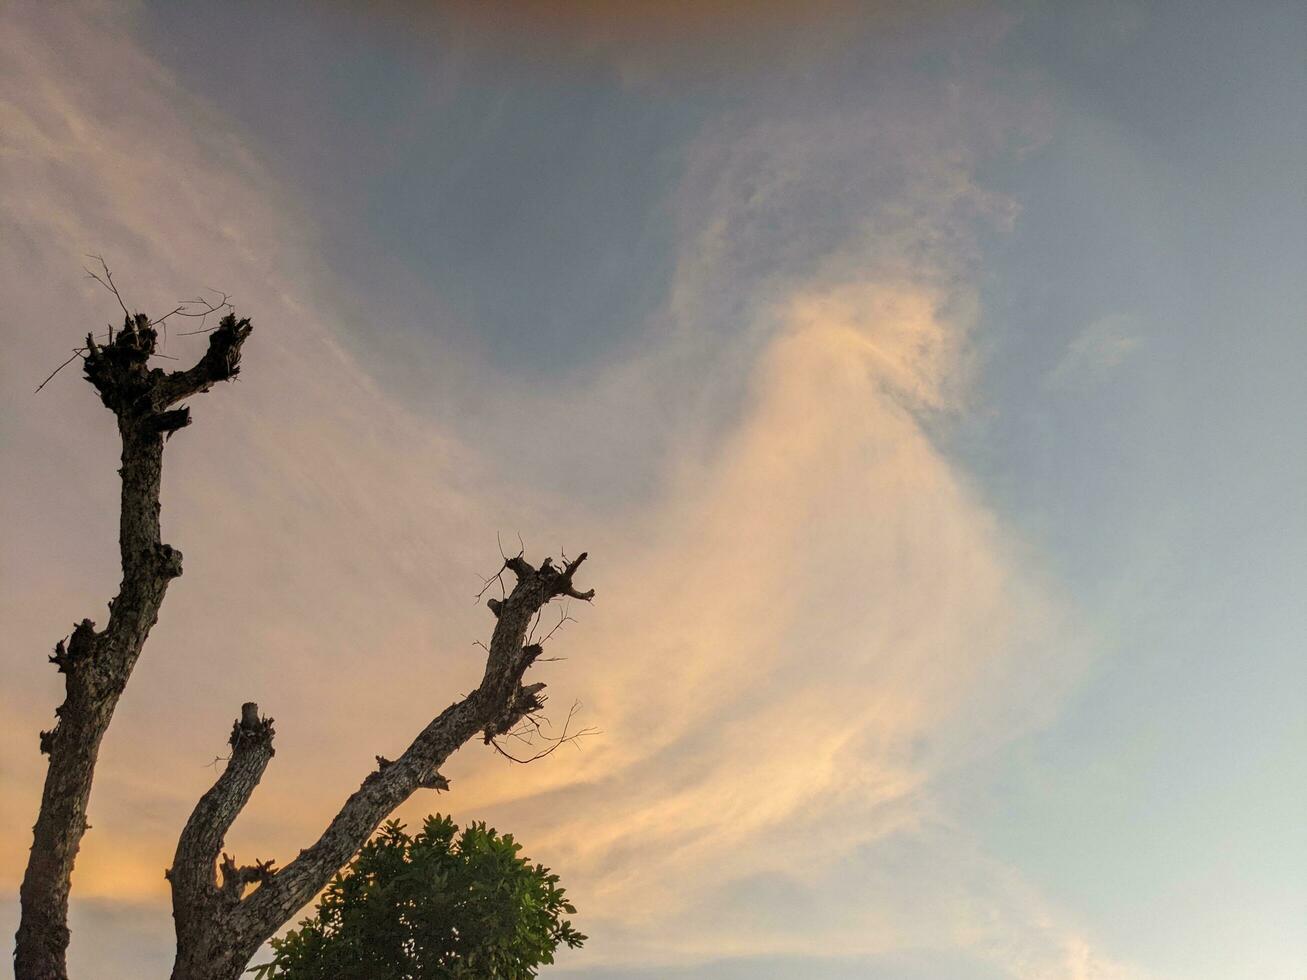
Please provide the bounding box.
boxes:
[167,552,593,980]
[16,308,252,980]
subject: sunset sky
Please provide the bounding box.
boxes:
[2,2,1304,978]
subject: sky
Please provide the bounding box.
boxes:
[1,1,1303,978]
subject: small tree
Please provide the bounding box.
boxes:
[251,816,585,980]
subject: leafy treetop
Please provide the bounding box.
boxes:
[251,815,585,980]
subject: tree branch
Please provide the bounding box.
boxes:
[490,699,596,764]
[154,312,252,407]
[16,283,252,980]
[169,551,594,978]
[169,704,276,913]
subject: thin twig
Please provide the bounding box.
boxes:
[36,271,231,393]
[490,701,596,764]
[538,601,575,646]
[34,327,114,394]
[153,291,232,328]
[34,351,84,395]
[152,291,233,351]
[475,532,526,603]
[84,255,129,318]
[473,564,508,603]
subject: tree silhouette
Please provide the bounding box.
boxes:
[16,278,593,980]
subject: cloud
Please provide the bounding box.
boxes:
[0,3,1140,978]
[1047,314,1143,390]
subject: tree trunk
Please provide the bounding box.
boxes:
[14,684,114,980]
[170,930,261,980]
[15,311,251,980]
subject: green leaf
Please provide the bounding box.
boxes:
[258,815,585,979]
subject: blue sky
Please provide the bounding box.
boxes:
[963,8,1306,972]
[2,2,1304,977]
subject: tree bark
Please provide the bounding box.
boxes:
[15,312,252,980]
[167,554,593,980]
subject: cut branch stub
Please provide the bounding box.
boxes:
[156,312,252,408]
[46,620,98,676]
[218,855,277,903]
[231,702,276,752]
[503,551,594,599]
[417,771,451,792]
[82,314,161,415]
[84,311,253,422]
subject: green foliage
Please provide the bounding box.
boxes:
[250,815,585,980]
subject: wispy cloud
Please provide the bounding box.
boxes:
[0,4,1142,978]
[1046,314,1143,390]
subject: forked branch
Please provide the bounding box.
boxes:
[167,551,595,980]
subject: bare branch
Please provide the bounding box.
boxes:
[84,255,129,318]
[34,328,114,394]
[474,562,508,605]
[151,291,232,329]
[556,551,596,601]
[34,349,84,395]
[154,312,253,407]
[491,701,596,764]
[168,545,595,976]
[169,704,276,907]
[539,602,576,646]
